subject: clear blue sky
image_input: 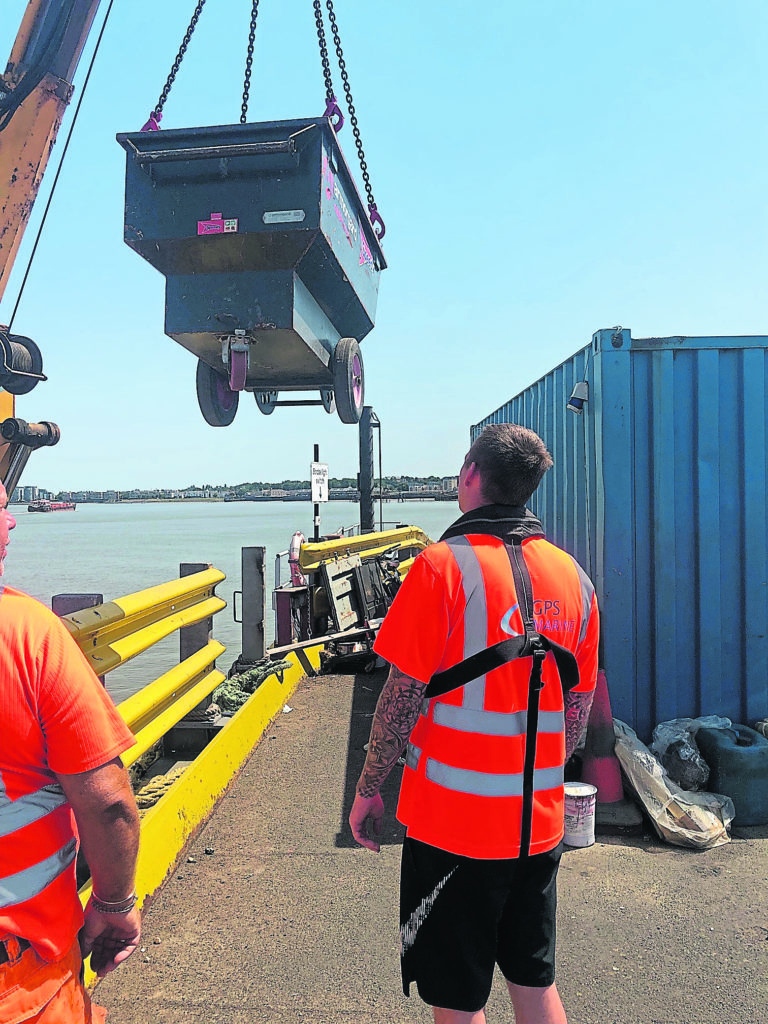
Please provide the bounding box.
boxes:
[2,0,766,490]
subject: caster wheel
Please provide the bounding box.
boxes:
[332,337,364,424]
[196,359,238,427]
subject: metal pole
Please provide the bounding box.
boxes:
[240,546,265,664]
[377,416,383,532]
[313,443,320,541]
[358,407,375,534]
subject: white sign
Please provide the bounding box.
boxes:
[311,462,329,503]
[263,209,306,224]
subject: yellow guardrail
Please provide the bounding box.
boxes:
[298,525,432,573]
[68,565,231,988]
[81,639,320,990]
[117,639,226,768]
[62,568,226,675]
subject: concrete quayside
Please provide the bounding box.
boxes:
[97,668,768,1024]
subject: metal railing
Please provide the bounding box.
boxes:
[298,525,431,574]
[62,567,227,756]
[64,558,322,988]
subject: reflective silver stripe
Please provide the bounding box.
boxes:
[435,704,527,736]
[539,710,565,733]
[425,760,563,797]
[433,706,564,736]
[405,743,422,771]
[0,837,77,909]
[445,537,488,710]
[420,698,430,717]
[0,781,68,839]
[570,556,595,644]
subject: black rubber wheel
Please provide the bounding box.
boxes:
[254,390,278,415]
[196,359,239,427]
[332,337,364,424]
[320,388,336,414]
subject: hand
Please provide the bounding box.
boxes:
[80,902,142,977]
[349,791,384,852]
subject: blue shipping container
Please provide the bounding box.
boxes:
[472,328,768,740]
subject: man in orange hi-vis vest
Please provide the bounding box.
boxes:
[0,481,141,1023]
[350,424,599,1024]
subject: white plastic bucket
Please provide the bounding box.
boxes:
[563,783,598,847]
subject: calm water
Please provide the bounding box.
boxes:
[3,500,460,702]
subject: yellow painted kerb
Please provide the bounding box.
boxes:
[81,642,323,989]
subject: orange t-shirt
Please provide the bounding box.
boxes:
[0,585,135,961]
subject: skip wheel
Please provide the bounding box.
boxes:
[332,338,364,424]
[196,359,239,427]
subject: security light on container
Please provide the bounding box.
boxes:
[567,381,589,415]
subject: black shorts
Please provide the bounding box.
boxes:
[399,836,563,1013]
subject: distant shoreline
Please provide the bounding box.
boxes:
[10,495,458,506]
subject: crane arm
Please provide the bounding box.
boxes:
[0,0,104,307]
[0,0,102,468]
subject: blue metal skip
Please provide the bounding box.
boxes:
[472,328,768,740]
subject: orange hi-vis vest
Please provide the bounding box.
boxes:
[0,585,135,961]
[376,508,599,860]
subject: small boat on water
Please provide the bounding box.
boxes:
[27,499,77,513]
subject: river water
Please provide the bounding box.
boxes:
[3,500,459,702]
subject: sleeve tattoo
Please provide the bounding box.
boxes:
[356,665,427,798]
[563,689,595,761]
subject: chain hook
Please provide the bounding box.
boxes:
[141,110,162,133]
[323,95,344,131]
[368,203,385,241]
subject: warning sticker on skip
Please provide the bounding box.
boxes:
[198,212,239,235]
[263,210,306,224]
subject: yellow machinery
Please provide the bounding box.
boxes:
[0,0,104,488]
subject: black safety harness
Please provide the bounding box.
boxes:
[423,507,580,857]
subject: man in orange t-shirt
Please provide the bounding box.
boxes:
[0,481,141,1022]
[350,425,599,1024]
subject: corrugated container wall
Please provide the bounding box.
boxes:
[472,328,768,740]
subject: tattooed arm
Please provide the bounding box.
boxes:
[349,664,427,851]
[563,688,595,761]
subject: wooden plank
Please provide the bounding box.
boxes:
[267,624,379,659]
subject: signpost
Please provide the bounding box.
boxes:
[311,445,329,540]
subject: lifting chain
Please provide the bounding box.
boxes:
[313,0,384,239]
[141,0,384,239]
[145,0,208,129]
[241,0,261,124]
[312,0,336,107]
